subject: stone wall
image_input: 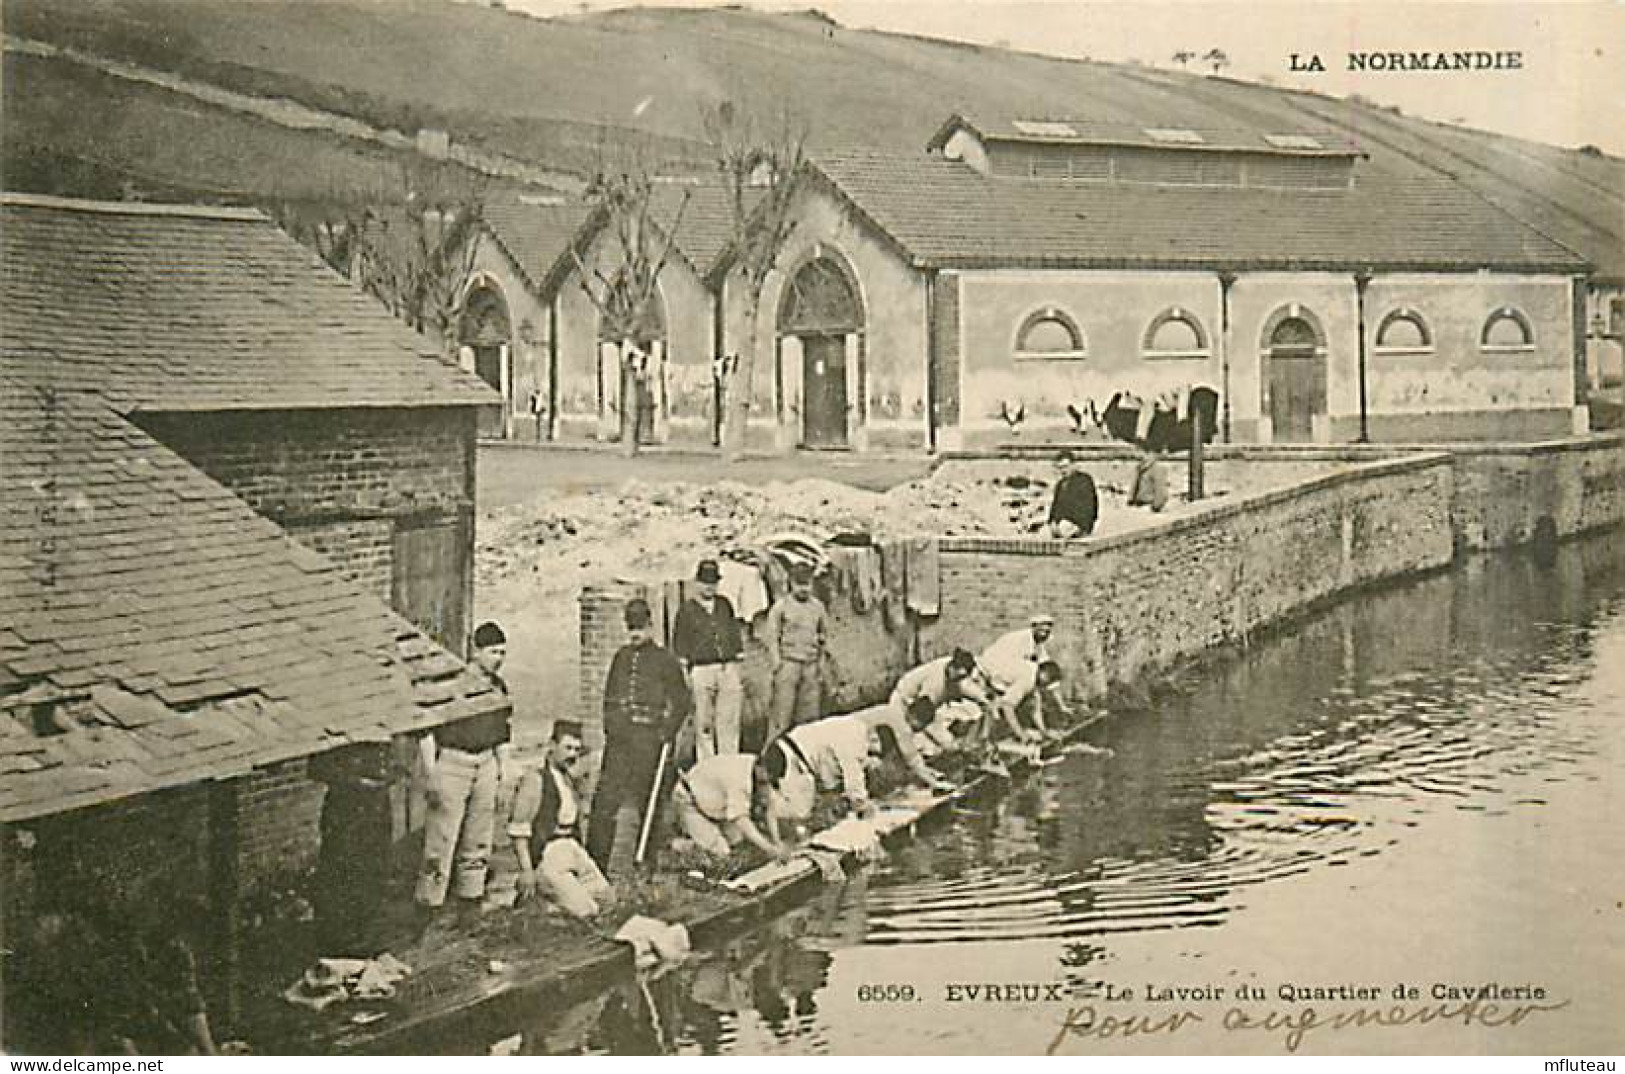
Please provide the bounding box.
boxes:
[1446,435,1625,550]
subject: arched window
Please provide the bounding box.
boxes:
[1374,308,1433,354]
[1014,307,1086,359]
[1142,307,1209,359]
[1481,307,1534,350]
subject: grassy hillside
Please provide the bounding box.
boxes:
[2,52,431,204]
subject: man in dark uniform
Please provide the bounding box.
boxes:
[586,598,691,873]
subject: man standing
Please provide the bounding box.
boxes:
[509,721,611,919]
[587,598,691,872]
[1047,451,1099,538]
[763,563,829,740]
[415,621,512,913]
[980,614,1073,740]
[673,558,745,759]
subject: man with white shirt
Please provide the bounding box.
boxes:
[768,713,876,823]
[508,720,610,919]
[980,615,1073,740]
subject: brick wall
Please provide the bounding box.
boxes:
[138,408,473,523]
[233,759,327,893]
[137,406,478,650]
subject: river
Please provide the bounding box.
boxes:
[482,530,1625,1056]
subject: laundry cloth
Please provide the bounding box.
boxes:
[718,560,769,623]
[613,915,692,971]
[903,537,940,616]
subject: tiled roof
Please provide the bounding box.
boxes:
[928,112,1362,157]
[0,368,506,823]
[1,193,499,413]
[490,181,758,297]
[810,151,1589,273]
[650,181,759,279]
[480,192,593,292]
[1082,71,1624,281]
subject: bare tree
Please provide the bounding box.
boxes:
[1203,47,1231,75]
[568,141,690,454]
[703,99,808,460]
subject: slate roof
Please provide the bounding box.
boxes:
[810,150,1590,274]
[927,112,1362,157]
[1,193,499,413]
[481,192,592,292]
[0,365,506,823]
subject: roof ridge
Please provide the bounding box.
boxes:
[1,191,268,222]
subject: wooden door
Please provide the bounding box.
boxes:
[1267,318,1325,442]
[391,514,470,654]
[801,335,848,447]
[473,344,506,439]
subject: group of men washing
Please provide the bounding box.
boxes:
[414,556,1084,926]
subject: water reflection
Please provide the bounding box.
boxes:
[500,531,1625,1054]
[514,881,862,1055]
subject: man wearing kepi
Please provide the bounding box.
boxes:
[415,620,512,913]
[763,562,829,740]
[673,558,745,758]
[509,720,610,919]
[587,598,691,872]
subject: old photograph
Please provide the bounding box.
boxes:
[1,0,1622,1058]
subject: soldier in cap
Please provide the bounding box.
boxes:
[415,620,512,912]
[509,719,610,919]
[586,598,691,872]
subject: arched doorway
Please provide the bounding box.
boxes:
[458,283,512,438]
[778,255,865,448]
[1261,307,1328,442]
[598,291,667,445]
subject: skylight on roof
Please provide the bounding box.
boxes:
[1145,127,1206,144]
[1264,134,1324,150]
[1012,119,1079,138]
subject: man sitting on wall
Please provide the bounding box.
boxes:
[1128,446,1170,512]
[509,720,612,920]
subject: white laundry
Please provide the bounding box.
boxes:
[613,915,692,970]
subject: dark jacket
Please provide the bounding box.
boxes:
[671,596,744,665]
[1049,471,1100,534]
